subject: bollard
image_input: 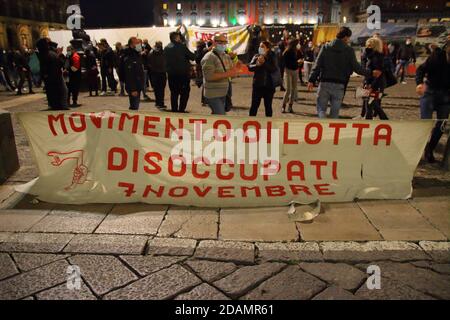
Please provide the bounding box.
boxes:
[0,112,20,183]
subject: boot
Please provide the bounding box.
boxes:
[288,104,294,113]
[424,144,436,163]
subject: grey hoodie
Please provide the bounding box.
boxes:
[309,39,370,85]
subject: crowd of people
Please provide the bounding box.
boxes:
[0,26,448,163]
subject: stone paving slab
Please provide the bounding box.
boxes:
[411,261,450,275]
[320,241,430,262]
[175,283,230,300]
[12,253,70,272]
[104,264,202,300]
[312,286,360,300]
[358,200,446,241]
[410,197,450,239]
[29,208,108,234]
[299,262,367,290]
[147,237,197,256]
[158,207,218,239]
[219,207,299,242]
[184,260,237,283]
[64,234,148,255]
[0,253,19,280]
[241,265,326,300]
[0,186,15,204]
[419,241,450,262]
[355,277,434,300]
[256,242,322,262]
[36,281,97,300]
[0,232,74,253]
[0,259,69,300]
[195,240,255,264]
[68,255,138,296]
[120,255,187,277]
[0,210,49,232]
[356,261,450,300]
[214,262,285,299]
[298,203,382,241]
[95,204,168,235]
[0,232,11,243]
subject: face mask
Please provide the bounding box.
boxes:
[296,44,301,50]
[258,47,266,55]
[215,44,227,53]
[135,44,142,52]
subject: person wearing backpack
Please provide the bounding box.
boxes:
[248,41,279,117]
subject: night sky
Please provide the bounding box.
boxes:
[80,0,154,28]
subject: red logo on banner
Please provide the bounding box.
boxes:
[47,150,88,190]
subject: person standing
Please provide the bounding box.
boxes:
[396,37,416,84]
[248,41,278,117]
[98,39,117,95]
[308,27,377,119]
[85,49,99,96]
[195,40,208,106]
[164,32,196,113]
[122,37,145,110]
[114,42,126,96]
[66,46,82,107]
[148,41,167,109]
[14,47,34,95]
[0,48,15,91]
[281,38,299,113]
[277,29,290,92]
[201,34,241,115]
[36,38,69,110]
[416,44,450,163]
[303,41,315,81]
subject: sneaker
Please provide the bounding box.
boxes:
[352,115,363,120]
[288,105,294,113]
[71,103,81,108]
[100,91,107,96]
[401,81,407,84]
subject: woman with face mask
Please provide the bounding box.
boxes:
[281,38,299,113]
[248,41,279,117]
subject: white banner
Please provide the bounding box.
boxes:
[17,111,433,207]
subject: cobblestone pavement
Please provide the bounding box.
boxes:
[0,76,449,300]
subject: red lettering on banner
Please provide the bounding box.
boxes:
[48,114,67,136]
[304,123,323,144]
[310,160,327,180]
[240,163,258,181]
[165,118,184,139]
[108,147,127,170]
[169,186,189,197]
[265,185,287,197]
[89,112,102,128]
[132,149,139,172]
[143,116,160,137]
[189,119,207,140]
[243,121,261,143]
[352,123,370,145]
[143,185,164,197]
[283,122,298,144]
[374,124,392,146]
[107,111,116,129]
[118,182,136,197]
[168,155,187,177]
[218,186,235,198]
[213,120,232,142]
[241,186,262,197]
[332,161,338,180]
[144,152,162,174]
[287,161,305,181]
[68,113,86,132]
[329,123,347,145]
[192,157,210,179]
[290,185,313,195]
[119,113,139,133]
[216,160,234,180]
[193,186,212,197]
[267,121,272,144]
[315,184,335,195]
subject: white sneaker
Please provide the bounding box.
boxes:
[100,91,107,96]
[401,81,407,84]
[352,115,363,120]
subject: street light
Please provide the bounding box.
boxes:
[238,15,247,25]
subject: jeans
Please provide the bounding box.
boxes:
[128,90,141,110]
[395,59,410,82]
[207,96,227,115]
[101,68,117,92]
[168,74,190,112]
[282,68,298,106]
[68,72,81,105]
[420,88,450,152]
[249,86,275,117]
[151,72,167,107]
[316,82,345,119]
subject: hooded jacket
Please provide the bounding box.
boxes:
[309,39,370,85]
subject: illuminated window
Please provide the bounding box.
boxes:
[177,3,181,10]
[162,3,168,10]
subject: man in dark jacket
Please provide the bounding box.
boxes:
[307,27,378,118]
[14,47,34,95]
[114,42,126,96]
[36,38,69,110]
[98,39,117,95]
[164,32,195,112]
[396,37,416,84]
[66,46,82,107]
[122,37,145,110]
[148,41,167,109]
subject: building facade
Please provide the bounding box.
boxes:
[340,0,450,23]
[0,0,76,49]
[153,0,333,27]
